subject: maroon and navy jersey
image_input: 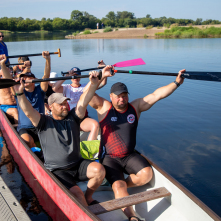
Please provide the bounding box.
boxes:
[99,103,138,158]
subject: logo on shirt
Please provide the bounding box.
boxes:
[127,114,135,124]
[111,117,117,122]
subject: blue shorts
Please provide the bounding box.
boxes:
[0,105,17,113]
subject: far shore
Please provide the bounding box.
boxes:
[65,24,221,39]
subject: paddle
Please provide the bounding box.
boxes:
[6,48,61,59]
[61,58,145,76]
[6,62,32,67]
[114,70,221,82]
[0,72,102,89]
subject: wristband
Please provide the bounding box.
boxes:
[16,92,24,96]
[174,81,180,87]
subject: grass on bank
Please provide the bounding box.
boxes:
[155,26,221,38]
[103,27,113,33]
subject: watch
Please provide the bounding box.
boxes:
[16,92,24,96]
[174,81,180,87]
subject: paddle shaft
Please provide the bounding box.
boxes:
[114,70,221,82]
[61,66,104,76]
[6,61,32,67]
[7,48,61,59]
[0,71,102,89]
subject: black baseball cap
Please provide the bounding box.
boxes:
[19,72,36,78]
[110,82,129,95]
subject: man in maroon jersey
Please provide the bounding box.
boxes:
[89,69,185,221]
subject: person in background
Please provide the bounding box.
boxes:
[52,60,108,141]
[97,23,99,29]
[101,23,104,29]
[0,52,51,148]
[0,32,9,65]
[89,70,185,221]
[12,66,113,206]
[44,72,57,115]
[13,56,31,76]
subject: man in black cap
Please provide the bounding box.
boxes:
[89,69,185,221]
[12,67,113,206]
[0,52,51,148]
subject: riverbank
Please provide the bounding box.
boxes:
[65,24,221,39]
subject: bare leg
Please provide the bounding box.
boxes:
[69,185,88,206]
[20,133,36,148]
[112,180,137,218]
[85,162,105,204]
[6,108,18,124]
[80,118,99,141]
[126,167,153,188]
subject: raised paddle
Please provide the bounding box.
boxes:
[0,72,102,89]
[6,61,32,67]
[114,70,221,82]
[6,48,61,59]
[61,58,145,76]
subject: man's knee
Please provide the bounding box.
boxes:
[112,180,127,191]
[88,162,105,178]
[136,167,153,186]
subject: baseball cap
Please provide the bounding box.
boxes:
[70,67,81,75]
[19,72,36,78]
[110,82,129,95]
[48,93,70,106]
[49,72,58,83]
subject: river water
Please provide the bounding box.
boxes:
[0,34,221,219]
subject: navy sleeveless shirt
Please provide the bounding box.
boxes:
[99,103,138,159]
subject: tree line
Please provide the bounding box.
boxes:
[0,10,220,32]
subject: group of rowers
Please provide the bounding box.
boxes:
[0,50,185,221]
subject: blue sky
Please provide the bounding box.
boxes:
[1,0,220,21]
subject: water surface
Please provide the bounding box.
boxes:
[1,37,221,219]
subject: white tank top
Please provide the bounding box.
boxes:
[63,83,87,110]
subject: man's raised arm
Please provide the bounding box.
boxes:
[134,69,185,115]
[13,78,41,127]
[76,65,112,119]
[0,55,12,79]
[40,51,51,92]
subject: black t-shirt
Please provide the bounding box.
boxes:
[36,108,82,171]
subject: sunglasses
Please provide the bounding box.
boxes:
[0,35,4,37]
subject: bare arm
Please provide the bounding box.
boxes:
[0,55,15,95]
[40,51,51,92]
[52,79,64,93]
[133,69,185,115]
[76,65,112,119]
[13,78,41,127]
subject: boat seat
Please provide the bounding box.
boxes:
[88,187,171,215]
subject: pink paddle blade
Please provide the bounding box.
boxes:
[113,58,146,67]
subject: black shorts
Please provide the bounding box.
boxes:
[52,159,94,189]
[102,152,151,185]
[18,127,39,143]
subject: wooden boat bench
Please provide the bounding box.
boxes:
[88,187,171,215]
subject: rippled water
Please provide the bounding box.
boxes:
[1,37,221,219]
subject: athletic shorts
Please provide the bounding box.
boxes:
[0,104,17,113]
[52,158,94,189]
[18,127,39,143]
[102,152,151,185]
